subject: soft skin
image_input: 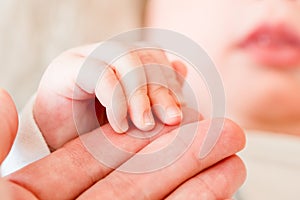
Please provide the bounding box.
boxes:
[0,89,246,200]
[146,0,300,135]
[33,44,188,149]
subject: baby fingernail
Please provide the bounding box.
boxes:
[143,110,155,130]
[118,119,129,133]
[166,106,182,125]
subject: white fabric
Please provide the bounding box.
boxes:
[0,96,50,176]
[238,130,300,200]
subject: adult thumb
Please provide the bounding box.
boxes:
[0,89,18,164]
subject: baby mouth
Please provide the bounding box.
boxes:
[240,24,300,68]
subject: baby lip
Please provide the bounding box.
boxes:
[237,23,300,67]
[240,24,300,49]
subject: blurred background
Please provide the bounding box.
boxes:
[0,0,146,110]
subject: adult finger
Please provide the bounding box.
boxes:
[166,155,246,200]
[5,107,199,200]
[0,89,18,163]
[0,179,38,200]
[137,49,182,125]
[78,119,245,200]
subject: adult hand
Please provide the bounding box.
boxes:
[0,89,20,198]
[1,115,246,199]
[0,89,18,163]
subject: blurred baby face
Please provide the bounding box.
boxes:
[146,0,300,133]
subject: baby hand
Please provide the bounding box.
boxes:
[34,42,187,149]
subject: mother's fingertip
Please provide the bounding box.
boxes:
[197,118,246,159]
[220,155,247,198]
[233,156,247,185]
[221,119,246,150]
